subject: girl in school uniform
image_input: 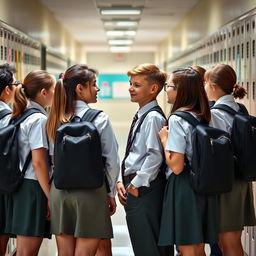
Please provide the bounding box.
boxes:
[46,64,120,256]
[5,70,55,256]
[158,68,219,256]
[204,64,256,256]
[0,64,18,256]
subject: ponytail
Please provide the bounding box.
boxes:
[232,83,247,99]
[46,79,68,143]
[12,85,28,118]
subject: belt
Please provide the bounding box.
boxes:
[122,173,136,184]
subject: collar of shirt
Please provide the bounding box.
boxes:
[75,100,90,115]
[0,100,12,111]
[214,95,235,105]
[28,101,47,115]
[137,100,158,118]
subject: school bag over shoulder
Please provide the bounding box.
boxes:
[172,111,234,195]
[212,103,256,181]
[54,109,105,190]
[0,108,43,193]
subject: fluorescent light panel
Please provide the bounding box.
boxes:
[100,8,141,16]
[106,30,136,37]
[108,39,133,45]
[104,21,138,27]
[110,46,131,52]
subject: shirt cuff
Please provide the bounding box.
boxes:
[131,174,150,188]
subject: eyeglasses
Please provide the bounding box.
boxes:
[164,83,177,91]
[9,80,21,86]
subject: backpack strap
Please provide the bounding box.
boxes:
[0,109,12,120]
[81,109,103,122]
[237,103,249,115]
[212,104,238,116]
[171,111,200,127]
[12,108,45,177]
[11,108,43,125]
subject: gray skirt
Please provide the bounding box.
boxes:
[50,183,113,238]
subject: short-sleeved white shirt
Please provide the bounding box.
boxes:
[0,101,12,128]
[166,112,196,178]
[18,101,50,180]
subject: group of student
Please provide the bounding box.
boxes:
[0,62,255,256]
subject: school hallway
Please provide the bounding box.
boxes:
[37,122,211,256]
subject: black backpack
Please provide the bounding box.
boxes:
[172,111,235,195]
[53,109,105,190]
[212,103,256,181]
[0,108,43,193]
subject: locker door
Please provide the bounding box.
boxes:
[251,226,256,256]
[0,27,3,65]
[245,226,250,255]
[250,14,256,116]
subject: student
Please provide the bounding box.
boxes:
[46,64,120,256]
[0,64,18,256]
[204,64,256,256]
[158,68,218,256]
[116,63,173,256]
[4,70,55,255]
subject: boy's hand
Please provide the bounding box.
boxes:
[116,182,127,205]
[126,184,139,197]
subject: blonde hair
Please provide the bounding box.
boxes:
[12,70,54,119]
[127,63,167,93]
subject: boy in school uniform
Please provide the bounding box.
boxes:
[116,63,173,256]
[0,63,18,256]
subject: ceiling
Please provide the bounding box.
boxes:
[40,0,200,52]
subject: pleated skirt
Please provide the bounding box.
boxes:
[5,179,51,238]
[50,183,113,238]
[158,171,219,246]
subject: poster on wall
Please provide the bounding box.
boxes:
[98,74,130,99]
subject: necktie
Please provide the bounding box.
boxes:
[121,112,138,177]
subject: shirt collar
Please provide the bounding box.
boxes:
[0,101,12,111]
[137,100,158,118]
[215,95,235,105]
[28,101,47,115]
[75,100,89,114]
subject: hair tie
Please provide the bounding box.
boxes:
[22,82,25,87]
[61,74,65,80]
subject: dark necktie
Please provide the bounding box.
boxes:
[121,112,138,177]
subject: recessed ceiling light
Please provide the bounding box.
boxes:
[110,46,131,52]
[100,8,141,16]
[108,39,133,45]
[106,30,136,37]
[104,20,139,27]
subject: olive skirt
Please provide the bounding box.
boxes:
[50,183,113,238]
[5,179,51,238]
[158,171,219,246]
[219,179,256,232]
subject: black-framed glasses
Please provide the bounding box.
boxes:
[164,83,177,91]
[9,80,21,86]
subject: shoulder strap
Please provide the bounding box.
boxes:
[11,108,44,125]
[211,104,237,116]
[135,105,166,134]
[0,109,12,120]
[237,103,249,115]
[81,109,103,122]
[171,111,200,127]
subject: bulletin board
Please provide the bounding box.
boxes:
[98,74,130,99]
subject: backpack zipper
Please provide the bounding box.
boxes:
[63,133,92,144]
[210,135,231,153]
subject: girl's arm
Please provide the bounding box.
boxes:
[159,126,185,175]
[32,148,51,199]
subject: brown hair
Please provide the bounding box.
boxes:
[46,64,96,142]
[189,65,206,82]
[127,63,167,93]
[171,68,211,122]
[12,70,54,118]
[204,64,246,99]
